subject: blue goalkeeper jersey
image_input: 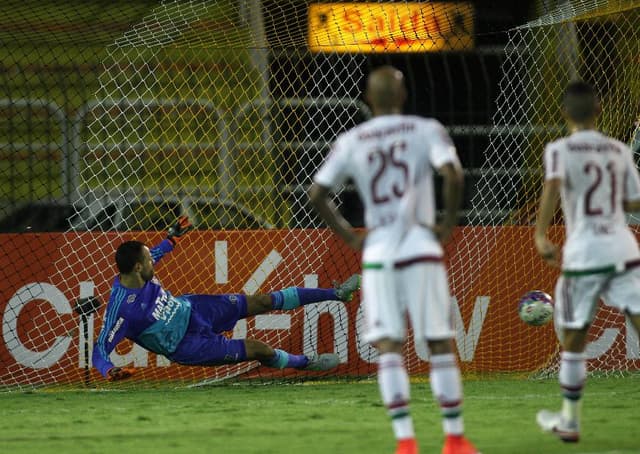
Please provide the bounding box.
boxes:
[92,239,192,378]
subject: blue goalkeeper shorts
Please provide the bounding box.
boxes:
[168,294,249,366]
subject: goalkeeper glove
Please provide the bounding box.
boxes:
[167,215,193,245]
[107,366,135,381]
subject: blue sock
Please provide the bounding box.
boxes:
[270,287,336,310]
[264,349,309,369]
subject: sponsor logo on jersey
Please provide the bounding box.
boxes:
[151,292,181,323]
[108,317,124,342]
[126,294,136,304]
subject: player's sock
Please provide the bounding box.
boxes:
[378,352,415,440]
[429,353,464,435]
[559,351,586,423]
[263,348,308,369]
[270,287,336,310]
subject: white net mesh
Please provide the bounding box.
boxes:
[457,0,640,377]
[61,1,368,388]
[2,0,639,391]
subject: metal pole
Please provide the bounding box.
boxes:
[81,313,90,386]
[236,0,270,201]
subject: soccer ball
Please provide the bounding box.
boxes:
[518,290,554,326]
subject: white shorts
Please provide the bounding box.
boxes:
[361,261,455,344]
[555,267,640,330]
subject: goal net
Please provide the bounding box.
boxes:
[459,0,640,377]
[1,0,639,391]
[0,0,475,390]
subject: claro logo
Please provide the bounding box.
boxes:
[3,283,75,369]
[3,240,640,374]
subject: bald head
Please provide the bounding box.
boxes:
[365,66,407,115]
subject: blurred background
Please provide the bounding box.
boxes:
[0,0,538,232]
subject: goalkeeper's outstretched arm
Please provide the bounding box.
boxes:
[92,312,129,379]
[150,238,175,264]
[149,215,193,264]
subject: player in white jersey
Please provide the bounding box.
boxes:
[309,66,479,454]
[535,81,640,443]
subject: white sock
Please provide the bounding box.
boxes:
[559,351,586,423]
[378,352,414,440]
[430,353,464,435]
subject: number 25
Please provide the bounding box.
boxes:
[368,142,409,204]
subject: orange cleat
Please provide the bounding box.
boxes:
[396,438,418,454]
[442,435,480,454]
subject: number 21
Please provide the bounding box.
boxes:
[584,160,617,215]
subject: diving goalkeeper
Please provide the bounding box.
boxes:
[92,216,360,381]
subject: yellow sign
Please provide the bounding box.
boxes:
[308,2,474,53]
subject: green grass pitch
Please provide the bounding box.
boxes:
[1,377,639,453]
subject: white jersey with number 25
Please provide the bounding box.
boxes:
[544,129,640,270]
[313,114,460,259]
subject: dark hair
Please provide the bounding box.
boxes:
[115,240,145,274]
[563,80,598,123]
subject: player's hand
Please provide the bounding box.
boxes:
[107,366,135,381]
[535,236,559,267]
[167,215,193,245]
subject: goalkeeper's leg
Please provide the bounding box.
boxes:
[170,334,338,371]
[248,274,361,315]
[245,339,339,371]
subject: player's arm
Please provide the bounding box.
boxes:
[150,215,193,264]
[92,307,134,380]
[309,139,365,250]
[428,121,463,245]
[534,178,561,267]
[308,183,365,250]
[435,162,463,245]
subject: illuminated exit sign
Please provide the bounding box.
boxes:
[308,2,474,53]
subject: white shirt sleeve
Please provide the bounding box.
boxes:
[426,121,460,169]
[544,143,563,180]
[313,136,350,189]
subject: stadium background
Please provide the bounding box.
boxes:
[1,0,639,390]
[0,0,529,228]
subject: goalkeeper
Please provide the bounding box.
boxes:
[92,216,360,381]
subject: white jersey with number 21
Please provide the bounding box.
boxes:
[313,114,460,261]
[544,129,640,270]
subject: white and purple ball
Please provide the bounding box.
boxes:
[518,290,554,326]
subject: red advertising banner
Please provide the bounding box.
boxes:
[1,228,638,387]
